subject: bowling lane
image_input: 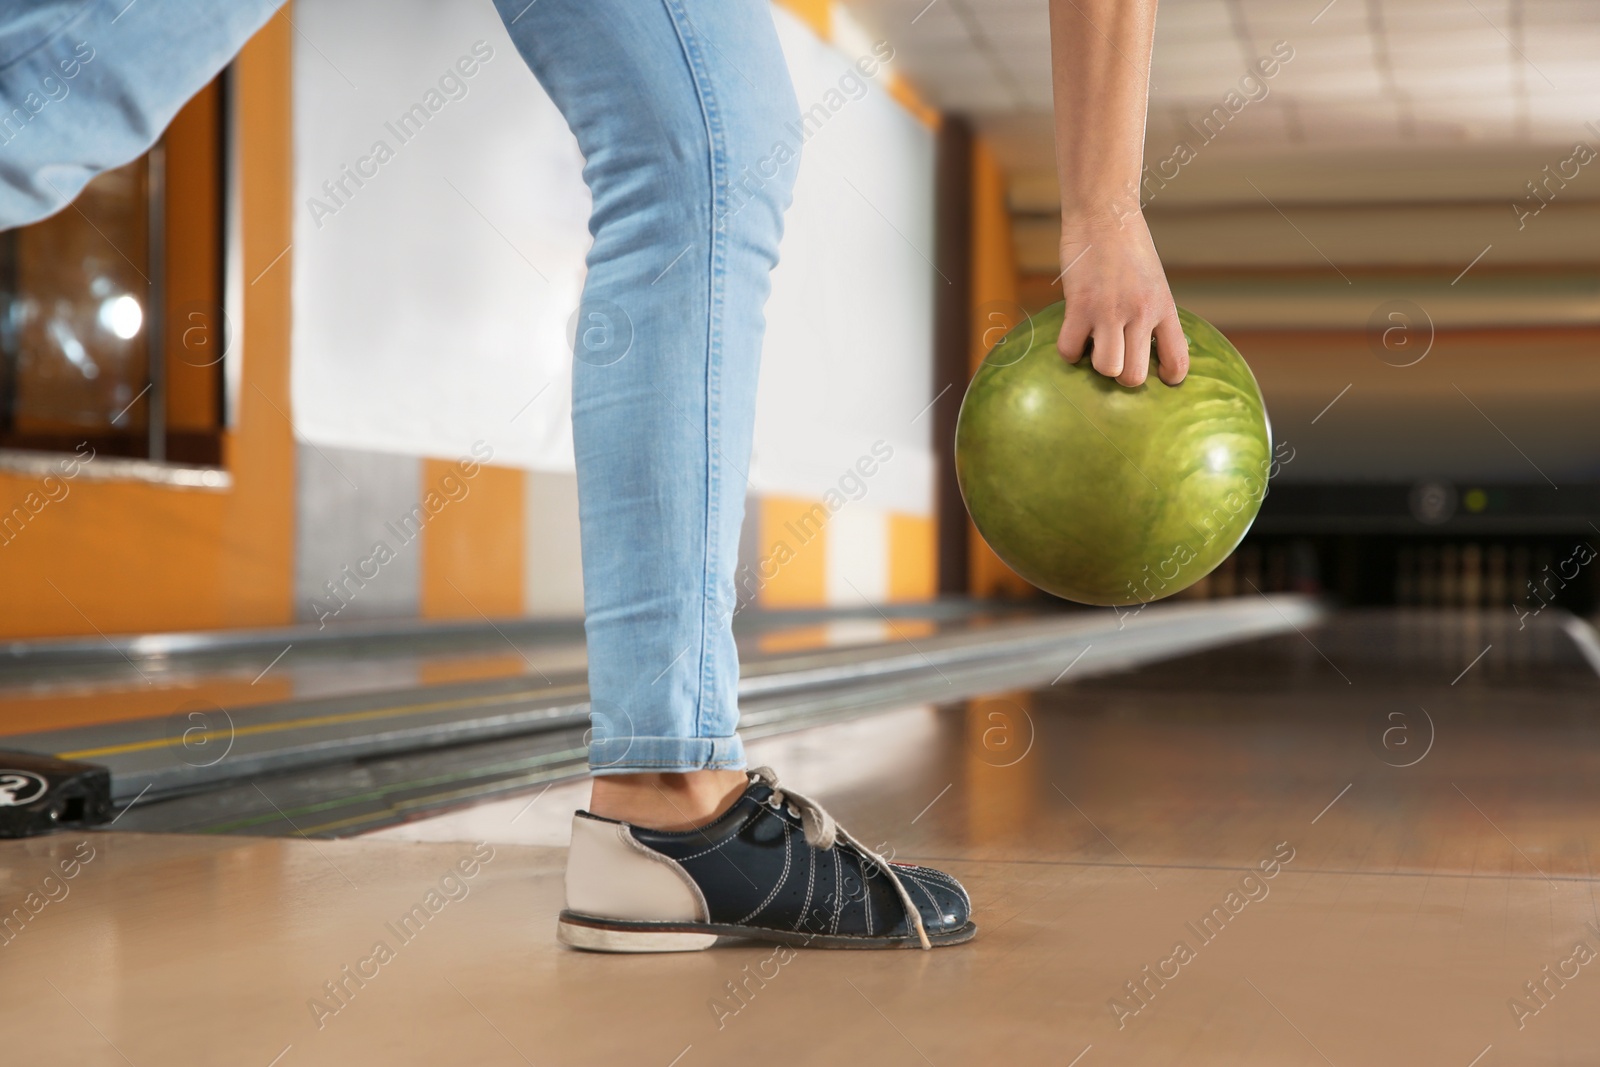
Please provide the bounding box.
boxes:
[76,596,1320,820]
[375,607,1600,885]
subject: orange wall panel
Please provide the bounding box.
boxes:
[968,138,1034,599]
[419,461,525,619]
[971,138,1021,351]
[757,496,829,608]
[887,75,941,131]
[218,8,299,628]
[162,80,223,433]
[773,0,831,38]
[887,512,936,602]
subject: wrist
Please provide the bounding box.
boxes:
[1059,212,1143,257]
[1059,194,1143,234]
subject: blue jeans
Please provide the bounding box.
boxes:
[0,0,801,775]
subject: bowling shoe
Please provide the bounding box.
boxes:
[557,767,975,952]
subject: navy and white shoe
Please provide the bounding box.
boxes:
[557,767,976,952]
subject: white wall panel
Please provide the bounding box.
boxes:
[523,469,584,617]
[824,505,889,607]
[291,0,585,470]
[756,11,938,518]
[291,2,937,525]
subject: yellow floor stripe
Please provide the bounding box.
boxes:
[55,684,586,761]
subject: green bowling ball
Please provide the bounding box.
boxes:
[954,302,1272,607]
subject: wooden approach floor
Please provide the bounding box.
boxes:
[5,610,1600,1065]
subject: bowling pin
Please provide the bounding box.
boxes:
[1441,544,1461,609]
[1214,555,1237,598]
[1240,545,1262,594]
[1510,545,1531,607]
[1486,544,1507,609]
[1533,546,1556,613]
[1267,546,1287,593]
[1289,541,1316,594]
[1419,547,1438,607]
[1396,547,1415,607]
[1462,543,1482,610]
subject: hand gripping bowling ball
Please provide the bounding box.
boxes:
[955,302,1272,607]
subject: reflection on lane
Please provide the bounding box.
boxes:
[0,606,1032,737]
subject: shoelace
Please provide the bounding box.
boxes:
[749,766,932,950]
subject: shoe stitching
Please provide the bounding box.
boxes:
[863,866,874,936]
[675,833,739,863]
[907,867,964,892]
[793,829,817,933]
[748,768,930,950]
[629,789,967,940]
[830,850,843,934]
[902,872,946,924]
[907,867,971,910]
[674,813,750,861]
[736,818,792,925]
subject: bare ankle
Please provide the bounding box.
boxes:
[588,769,750,830]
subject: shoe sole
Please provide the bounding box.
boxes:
[557,911,978,952]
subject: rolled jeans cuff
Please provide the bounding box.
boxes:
[588,733,747,776]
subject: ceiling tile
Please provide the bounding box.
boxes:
[839,0,1600,164]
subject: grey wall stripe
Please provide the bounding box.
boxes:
[293,442,422,625]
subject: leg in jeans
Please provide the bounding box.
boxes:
[3,0,975,949]
[4,0,798,830]
[492,0,800,825]
[501,4,972,952]
[0,0,282,228]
